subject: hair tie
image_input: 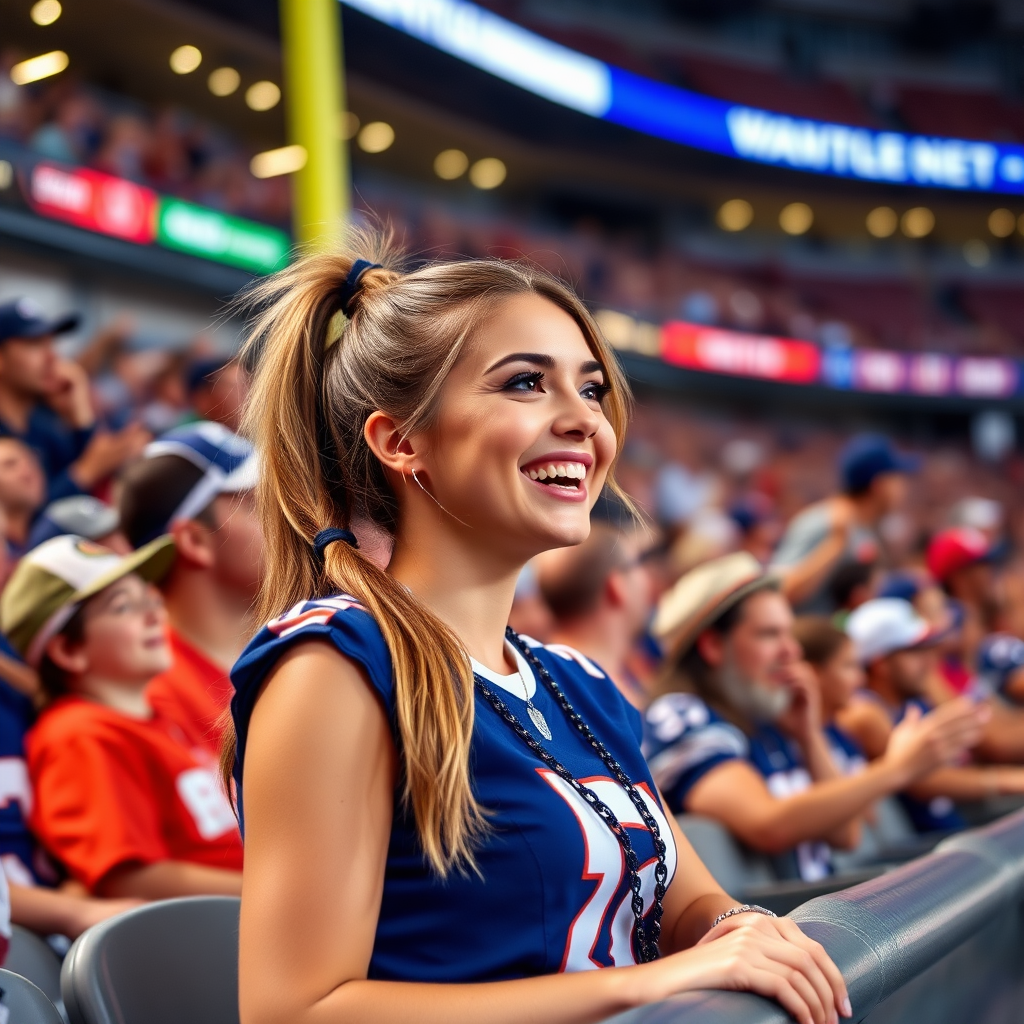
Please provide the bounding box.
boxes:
[313,528,359,560]
[338,259,382,317]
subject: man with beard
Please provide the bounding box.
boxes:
[643,553,985,882]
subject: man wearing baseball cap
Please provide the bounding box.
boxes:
[0,299,148,503]
[643,553,977,882]
[118,421,262,752]
[772,434,920,615]
[839,597,1024,831]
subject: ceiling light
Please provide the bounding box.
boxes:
[339,111,359,140]
[208,67,240,97]
[358,121,394,153]
[469,157,506,189]
[434,149,468,180]
[170,45,202,75]
[779,202,813,235]
[10,49,67,84]
[988,208,1015,238]
[250,144,307,179]
[866,206,897,238]
[30,0,61,26]
[901,207,934,238]
[963,239,990,267]
[246,80,280,111]
[717,198,753,232]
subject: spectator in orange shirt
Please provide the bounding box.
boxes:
[118,422,262,753]
[0,534,243,899]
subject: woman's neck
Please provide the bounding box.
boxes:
[388,522,523,676]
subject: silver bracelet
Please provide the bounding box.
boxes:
[712,904,778,929]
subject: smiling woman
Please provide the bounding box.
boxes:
[225,229,851,1024]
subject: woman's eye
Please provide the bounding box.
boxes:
[581,381,611,402]
[503,371,545,393]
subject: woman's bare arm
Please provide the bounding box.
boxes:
[238,641,849,1024]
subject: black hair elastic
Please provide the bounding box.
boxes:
[313,528,359,560]
[338,259,382,316]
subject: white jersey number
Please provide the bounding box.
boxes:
[539,771,677,972]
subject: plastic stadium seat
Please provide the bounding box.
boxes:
[61,897,240,1024]
[676,814,776,894]
[5,926,64,1010]
[0,968,65,1024]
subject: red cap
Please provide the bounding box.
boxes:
[926,526,990,583]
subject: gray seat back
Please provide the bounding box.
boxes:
[61,897,240,1024]
[676,814,776,896]
[5,927,63,1010]
[0,968,65,1024]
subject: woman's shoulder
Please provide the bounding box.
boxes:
[232,595,394,710]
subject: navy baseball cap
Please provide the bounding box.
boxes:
[0,298,79,344]
[185,356,230,395]
[144,421,257,529]
[839,434,921,493]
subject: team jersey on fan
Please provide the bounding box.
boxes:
[643,692,833,883]
[976,633,1024,701]
[26,697,243,891]
[230,595,678,983]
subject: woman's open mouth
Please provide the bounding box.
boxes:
[519,454,593,500]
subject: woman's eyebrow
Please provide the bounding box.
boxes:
[581,360,604,374]
[484,352,555,374]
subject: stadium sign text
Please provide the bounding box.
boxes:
[344,0,1024,194]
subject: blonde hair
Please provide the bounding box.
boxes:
[224,228,632,875]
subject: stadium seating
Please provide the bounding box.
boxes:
[61,897,240,1024]
[6,926,64,1012]
[0,968,65,1024]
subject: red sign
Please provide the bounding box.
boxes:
[661,322,821,383]
[27,163,157,244]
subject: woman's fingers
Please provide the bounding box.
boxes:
[741,960,822,1024]
[773,917,851,1018]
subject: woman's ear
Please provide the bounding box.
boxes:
[364,410,419,479]
[45,632,89,677]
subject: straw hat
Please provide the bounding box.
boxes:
[652,551,778,659]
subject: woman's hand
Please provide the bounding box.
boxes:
[634,912,850,1024]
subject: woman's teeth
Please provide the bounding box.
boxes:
[524,462,587,486]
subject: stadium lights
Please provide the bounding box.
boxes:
[250,144,307,178]
[963,239,990,267]
[779,202,812,235]
[208,67,240,97]
[169,45,202,75]
[989,208,1015,237]
[30,0,61,26]
[866,206,897,238]
[246,81,280,111]
[717,199,753,231]
[358,121,394,153]
[339,112,360,140]
[10,50,68,85]
[469,157,506,189]
[902,207,934,238]
[435,149,469,179]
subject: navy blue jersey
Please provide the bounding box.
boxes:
[0,637,51,886]
[643,693,832,882]
[824,723,867,777]
[231,596,678,981]
[976,633,1024,702]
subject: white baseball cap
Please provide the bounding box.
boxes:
[845,597,937,663]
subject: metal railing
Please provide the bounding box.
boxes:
[608,809,1024,1024]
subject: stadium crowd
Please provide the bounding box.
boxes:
[0,290,1020,956]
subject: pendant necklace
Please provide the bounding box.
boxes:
[515,657,552,741]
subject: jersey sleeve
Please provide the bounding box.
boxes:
[642,693,748,814]
[230,597,395,794]
[26,717,168,891]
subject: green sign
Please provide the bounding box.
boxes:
[156,198,290,274]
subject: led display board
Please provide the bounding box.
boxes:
[343,0,1024,194]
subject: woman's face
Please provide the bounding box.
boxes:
[816,639,865,715]
[416,293,618,558]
